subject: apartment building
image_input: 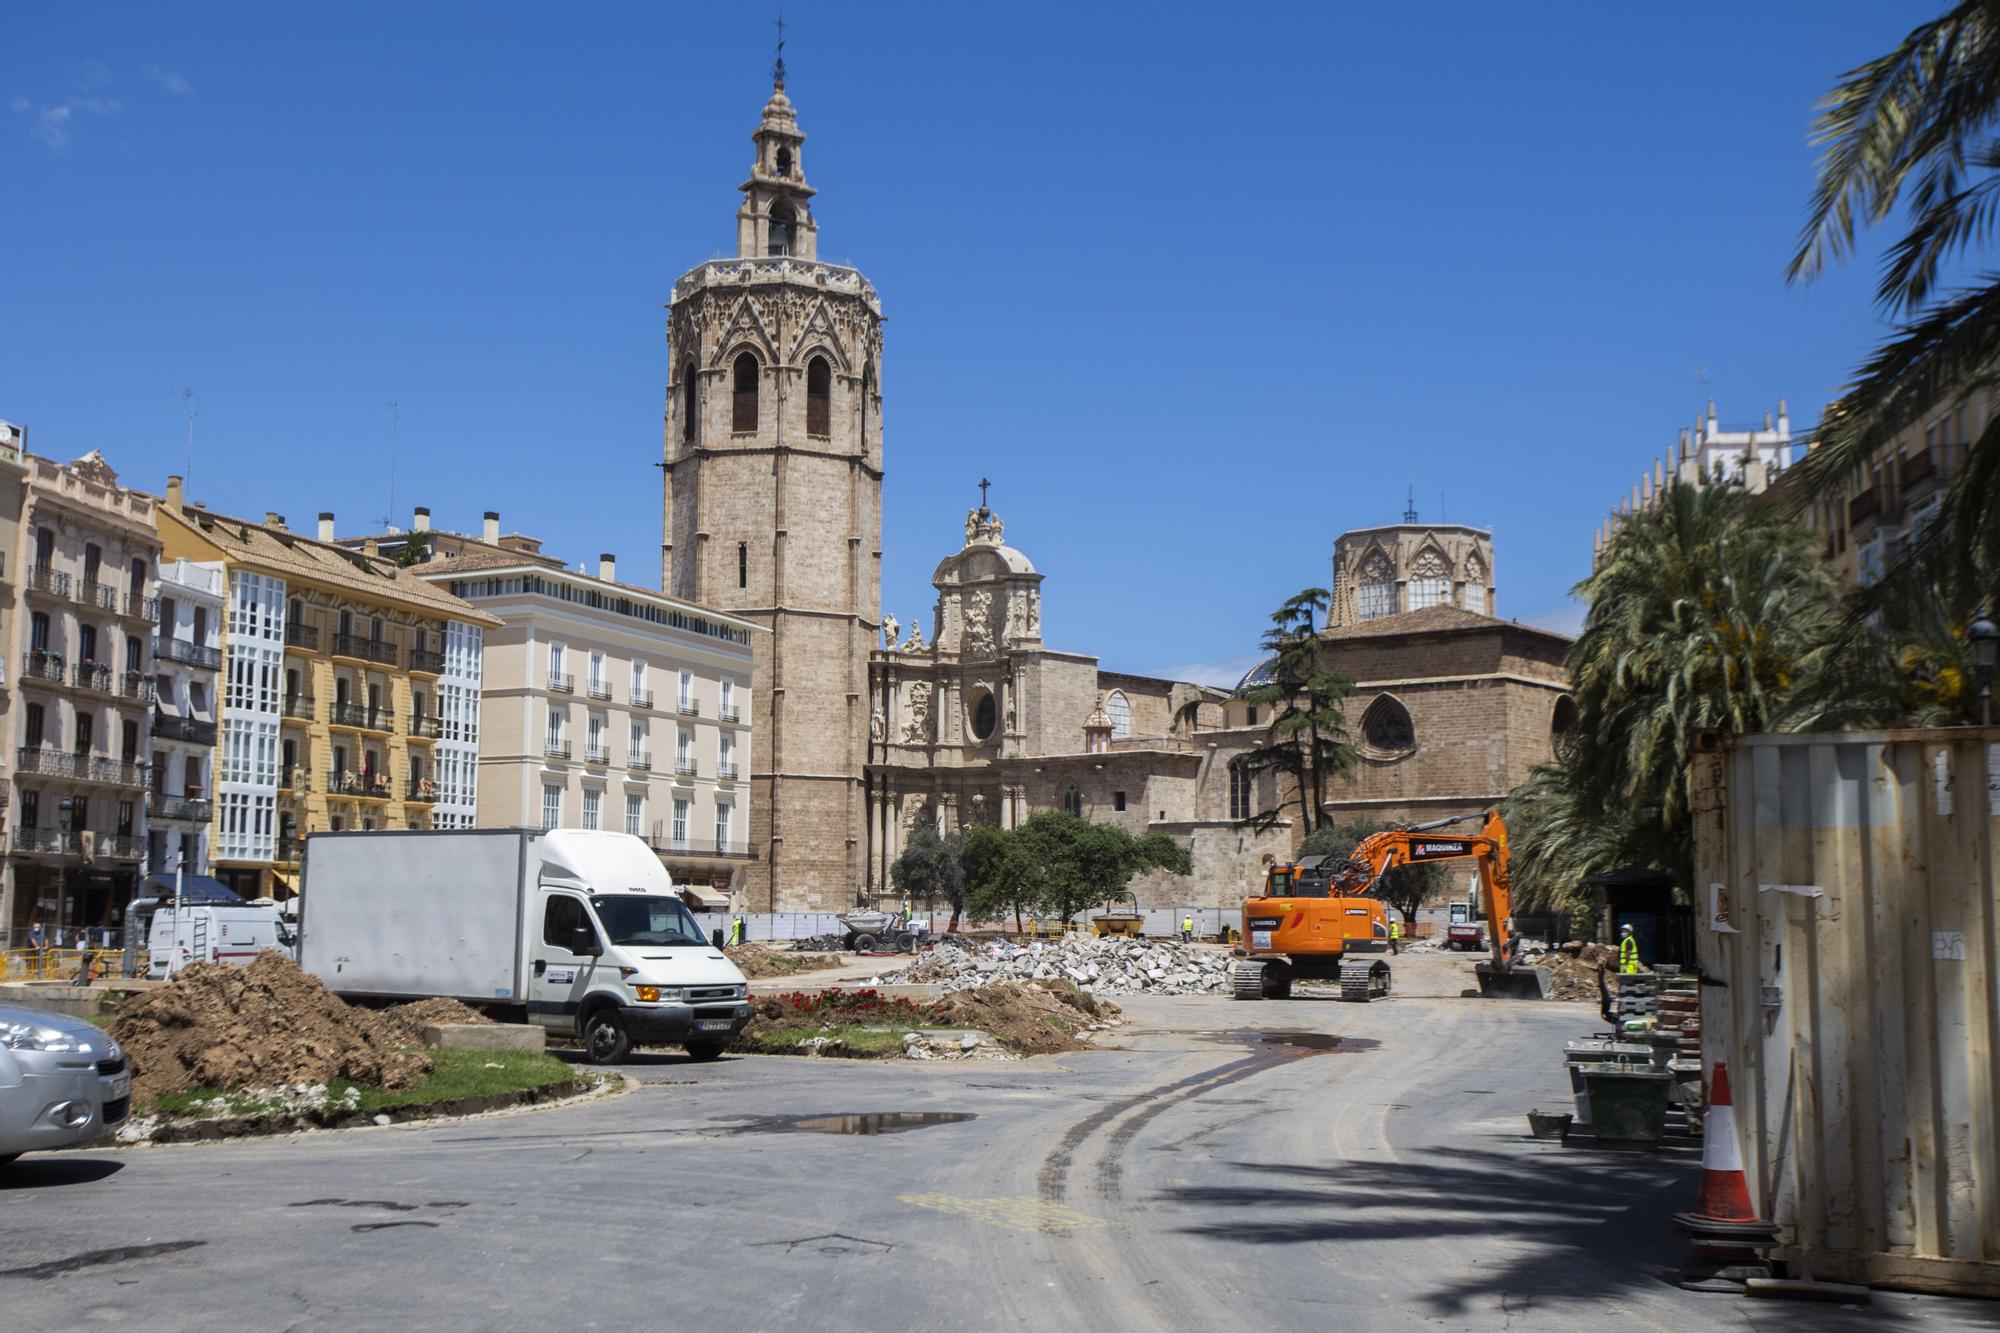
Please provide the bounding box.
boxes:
[341,509,760,901]
[154,483,498,898]
[149,557,223,881]
[5,451,160,946]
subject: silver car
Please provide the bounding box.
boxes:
[0,1005,131,1164]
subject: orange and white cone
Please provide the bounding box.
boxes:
[1673,1061,1771,1234]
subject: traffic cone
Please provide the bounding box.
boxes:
[1673,1061,1772,1236]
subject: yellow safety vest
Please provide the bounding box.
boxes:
[1390,920,1401,940]
[1619,935,1640,973]
[1183,918,1192,931]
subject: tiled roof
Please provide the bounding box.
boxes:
[157,505,501,625]
[1321,604,1571,643]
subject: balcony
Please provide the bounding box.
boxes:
[629,752,652,771]
[407,715,443,740]
[284,622,320,652]
[11,748,138,786]
[279,767,310,792]
[1902,447,1939,494]
[330,770,392,800]
[548,673,574,694]
[677,697,700,717]
[24,566,69,599]
[151,792,211,823]
[674,758,697,778]
[332,634,397,666]
[720,706,743,724]
[630,689,654,710]
[282,693,317,722]
[20,651,65,687]
[408,647,446,675]
[155,636,223,670]
[74,663,154,703]
[406,779,438,805]
[647,836,757,861]
[100,834,146,860]
[584,747,609,766]
[545,740,572,761]
[587,680,612,701]
[13,827,79,856]
[329,701,395,733]
[152,709,218,745]
[1849,488,1881,529]
[716,762,739,781]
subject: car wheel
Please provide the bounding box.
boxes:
[583,1010,632,1064]
[851,933,877,952]
[684,1040,727,1062]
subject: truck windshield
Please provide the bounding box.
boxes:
[589,895,708,947]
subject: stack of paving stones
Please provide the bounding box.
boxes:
[883,937,1234,997]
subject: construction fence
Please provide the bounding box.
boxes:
[1692,728,2000,1297]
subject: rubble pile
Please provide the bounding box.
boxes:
[728,943,840,978]
[882,936,1234,997]
[1532,941,1620,1002]
[928,980,1122,1054]
[380,997,494,1047]
[110,953,433,1101]
[789,933,850,953]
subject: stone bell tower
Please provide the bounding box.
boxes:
[660,62,884,911]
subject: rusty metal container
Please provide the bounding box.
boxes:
[1691,729,2000,1296]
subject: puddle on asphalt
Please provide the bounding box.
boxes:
[1255,1031,1342,1050]
[1205,1030,1381,1054]
[715,1112,975,1136]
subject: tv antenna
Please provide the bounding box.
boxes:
[178,389,196,491]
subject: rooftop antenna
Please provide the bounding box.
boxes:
[1403,484,1418,524]
[379,400,399,529]
[178,389,196,492]
[773,9,787,89]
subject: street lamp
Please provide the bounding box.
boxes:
[1971,608,2000,727]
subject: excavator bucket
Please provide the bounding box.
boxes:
[1475,961,1552,1000]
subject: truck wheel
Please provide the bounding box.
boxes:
[583,1010,631,1064]
[684,1040,727,1062]
[851,933,877,953]
[895,932,917,953]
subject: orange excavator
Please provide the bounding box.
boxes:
[1231,810,1551,1002]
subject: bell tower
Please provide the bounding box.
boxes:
[660,64,884,912]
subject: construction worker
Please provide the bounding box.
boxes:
[731,916,745,947]
[1618,923,1641,974]
[1388,914,1401,955]
[1181,915,1194,943]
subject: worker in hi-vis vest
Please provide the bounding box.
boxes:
[1388,914,1402,955]
[1181,915,1194,942]
[1618,923,1641,974]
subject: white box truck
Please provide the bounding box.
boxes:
[296,828,752,1063]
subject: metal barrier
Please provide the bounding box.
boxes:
[0,948,128,982]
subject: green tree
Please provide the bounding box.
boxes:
[889,825,966,926]
[1010,812,1195,927]
[1501,481,1860,914]
[962,823,1043,932]
[1787,3,2000,614]
[1237,588,1357,836]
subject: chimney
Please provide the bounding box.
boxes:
[166,475,184,509]
[483,511,500,544]
[599,553,616,582]
[413,506,431,533]
[265,512,286,529]
[318,512,335,542]
[362,538,380,557]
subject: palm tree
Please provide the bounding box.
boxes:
[1789,2,2000,604]
[1503,481,1857,906]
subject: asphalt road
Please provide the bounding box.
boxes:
[1,955,1989,1331]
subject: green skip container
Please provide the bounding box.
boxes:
[1577,1064,1674,1147]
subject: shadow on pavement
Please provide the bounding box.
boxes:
[1164,1150,2000,1327]
[0,1156,124,1190]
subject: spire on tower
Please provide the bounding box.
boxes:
[1403,484,1418,524]
[772,11,787,91]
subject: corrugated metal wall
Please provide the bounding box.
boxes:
[1691,729,2000,1295]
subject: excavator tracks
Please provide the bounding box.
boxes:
[1231,961,1266,1001]
[1339,956,1390,1003]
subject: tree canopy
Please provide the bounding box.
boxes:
[1236,587,1357,835]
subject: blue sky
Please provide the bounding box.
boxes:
[0,2,1935,685]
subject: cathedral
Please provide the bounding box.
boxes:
[663,70,1572,913]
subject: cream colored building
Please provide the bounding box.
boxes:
[352,513,762,900]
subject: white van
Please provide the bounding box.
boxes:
[142,901,296,979]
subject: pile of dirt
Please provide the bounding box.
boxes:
[1537,941,1619,1002]
[381,997,495,1047]
[727,943,841,979]
[111,953,433,1101]
[927,980,1123,1055]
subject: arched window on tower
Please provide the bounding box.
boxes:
[1104,690,1132,740]
[775,144,793,178]
[862,359,876,444]
[1228,761,1253,821]
[768,200,796,257]
[1461,554,1488,614]
[680,361,697,446]
[806,356,831,437]
[1408,549,1451,611]
[732,353,759,432]
[1356,552,1395,621]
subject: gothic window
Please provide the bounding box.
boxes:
[1461,555,1488,615]
[1360,695,1416,757]
[1062,786,1083,817]
[1228,761,1252,821]
[732,353,759,432]
[1551,695,1579,763]
[1104,690,1132,740]
[1408,549,1451,611]
[806,356,831,437]
[681,361,698,445]
[768,200,796,257]
[1356,552,1395,621]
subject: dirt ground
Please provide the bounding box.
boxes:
[927,980,1122,1055]
[726,943,842,979]
[1538,942,1618,1002]
[379,997,495,1047]
[110,953,434,1100]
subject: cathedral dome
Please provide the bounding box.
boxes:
[1236,655,1279,690]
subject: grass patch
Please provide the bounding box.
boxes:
[140,1048,577,1119]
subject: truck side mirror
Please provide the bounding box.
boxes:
[571,925,602,957]
[710,928,725,950]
